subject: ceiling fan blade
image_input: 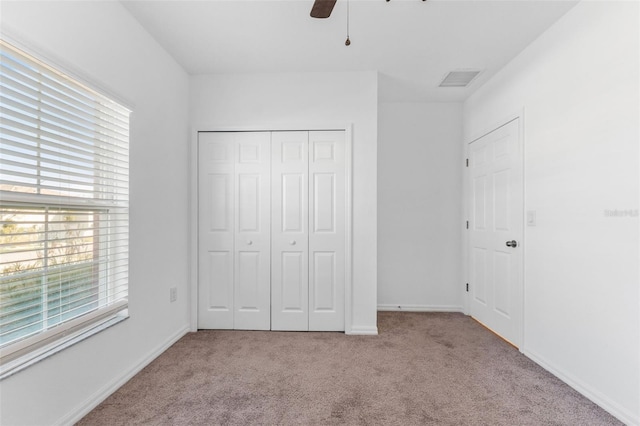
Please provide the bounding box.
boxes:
[310,0,337,18]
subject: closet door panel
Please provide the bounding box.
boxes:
[198,132,235,329]
[206,251,233,310]
[234,132,271,330]
[312,252,336,311]
[271,131,309,331]
[238,174,260,232]
[309,131,345,331]
[313,173,336,233]
[237,251,261,309]
[282,174,304,232]
[281,252,305,310]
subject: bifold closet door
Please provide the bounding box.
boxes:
[271,132,310,330]
[271,130,345,331]
[198,132,271,330]
[308,131,345,331]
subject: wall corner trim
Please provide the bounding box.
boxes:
[56,325,190,426]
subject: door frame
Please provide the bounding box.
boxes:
[462,111,525,349]
[189,124,354,333]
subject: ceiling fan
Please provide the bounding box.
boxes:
[311,0,425,46]
[310,0,337,19]
[311,0,426,19]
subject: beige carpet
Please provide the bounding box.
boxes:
[78,312,621,425]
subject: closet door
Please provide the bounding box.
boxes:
[271,132,309,330]
[309,131,345,331]
[199,130,345,332]
[198,132,271,330]
[234,132,271,330]
[198,132,235,329]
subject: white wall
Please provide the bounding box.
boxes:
[0,2,191,425]
[378,102,463,311]
[463,2,639,424]
[190,72,378,334]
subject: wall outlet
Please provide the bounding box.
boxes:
[170,287,177,303]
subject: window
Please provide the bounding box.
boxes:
[0,40,129,377]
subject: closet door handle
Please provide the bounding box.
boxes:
[246,240,253,246]
[289,240,296,246]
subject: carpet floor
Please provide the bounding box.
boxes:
[78,312,621,425]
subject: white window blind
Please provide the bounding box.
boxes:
[0,39,130,376]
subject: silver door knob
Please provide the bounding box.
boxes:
[506,240,518,247]
[289,240,296,245]
[247,240,253,245]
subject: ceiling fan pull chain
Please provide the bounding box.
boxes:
[345,0,351,46]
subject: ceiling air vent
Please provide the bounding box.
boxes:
[439,70,482,88]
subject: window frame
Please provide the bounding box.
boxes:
[0,38,131,379]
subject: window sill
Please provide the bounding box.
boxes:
[0,311,128,380]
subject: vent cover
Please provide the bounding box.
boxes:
[439,70,481,87]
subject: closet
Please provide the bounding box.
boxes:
[197,130,346,331]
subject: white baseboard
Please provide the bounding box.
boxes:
[377,304,464,313]
[347,325,378,335]
[523,348,638,426]
[57,325,190,426]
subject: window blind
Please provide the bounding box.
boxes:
[0,39,130,374]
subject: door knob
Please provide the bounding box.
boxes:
[289,240,296,245]
[247,240,253,245]
[506,240,518,248]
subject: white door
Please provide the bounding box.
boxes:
[271,130,346,331]
[198,132,271,330]
[468,118,523,346]
[308,131,345,331]
[271,131,310,330]
[234,132,271,330]
[199,130,346,332]
[198,132,234,329]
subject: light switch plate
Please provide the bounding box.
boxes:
[527,210,536,226]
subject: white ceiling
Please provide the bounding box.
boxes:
[121,0,578,102]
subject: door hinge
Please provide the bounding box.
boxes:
[466,220,469,229]
[466,158,469,167]
[466,283,469,292]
